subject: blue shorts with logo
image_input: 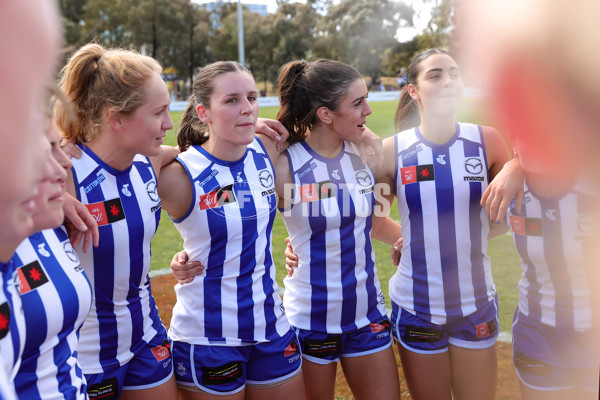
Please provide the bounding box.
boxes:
[296,317,392,365]
[390,298,499,354]
[172,328,302,396]
[512,308,599,393]
[85,332,173,399]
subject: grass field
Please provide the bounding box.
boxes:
[150,100,522,334]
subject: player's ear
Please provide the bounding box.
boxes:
[196,104,211,124]
[107,108,124,132]
[408,84,419,101]
[316,106,333,125]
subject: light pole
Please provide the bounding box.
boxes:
[237,0,245,66]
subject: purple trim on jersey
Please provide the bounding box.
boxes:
[415,123,460,149]
[401,143,431,319]
[172,157,201,223]
[462,138,488,309]
[431,145,462,320]
[476,125,491,183]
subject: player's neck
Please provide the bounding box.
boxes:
[305,127,343,159]
[86,131,135,171]
[418,115,456,145]
[0,242,19,263]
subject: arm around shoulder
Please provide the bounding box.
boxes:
[157,160,194,221]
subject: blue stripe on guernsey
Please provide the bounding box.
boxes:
[509,186,597,330]
[390,123,494,325]
[305,163,328,332]
[281,141,386,334]
[71,145,164,374]
[13,227,91,399]
[432,145,461,320]
[169,137,289,346]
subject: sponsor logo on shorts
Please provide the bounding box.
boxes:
[303,336,342,358]
[513,352,552,376]
[475,319,498,339]
[403,326,444,343]
[17,261,49,294]
[300,180,335,202]
[202,361,243,386]
[177,362,187,377]
[87,376,118,400]
[86,198,126,226]
[0,302,11,339]
[370,320,392,334]
[151,340,171,362]
[284,339,299,357]
[400,164,435,185]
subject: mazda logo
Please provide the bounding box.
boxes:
[146,181,160,202]
[355,170,372,187]
[258,170,274,188]
[464,158,483,175]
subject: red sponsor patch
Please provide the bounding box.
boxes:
[300,183,318,202]
[401,164,435,185]
[284,340,298,357]
[370,322,386,333]
[200,191,219,210]
[401,166,417,185]
[151,344,170,362]
[510,216,543,236]
[17,261,49,294]
[475,319,497,338]
[0,302,9,339]
[86,198,125,226]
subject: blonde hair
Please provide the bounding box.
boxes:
[56,43,162,143]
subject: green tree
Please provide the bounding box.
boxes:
[313,0,413,85]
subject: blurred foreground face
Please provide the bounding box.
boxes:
[458,0,600,181]
[0,0,62,242]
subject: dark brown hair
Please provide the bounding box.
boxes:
[276,59,363,144]
[178,61,252,151]
[394,48,449,132]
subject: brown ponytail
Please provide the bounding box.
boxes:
[56,43,162,143]
[394,48,449,132]
[276,59,364,144]
[177,61,251,151]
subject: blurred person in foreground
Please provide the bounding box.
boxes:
[458,0,600,398]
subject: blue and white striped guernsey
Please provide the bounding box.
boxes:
[390,122,495,325]
[280,141,387,333]
[508,183,598,330]
[0,260,24,400]
[12,227,92,399]
[168,137,289,346]
[71,145,165,373]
